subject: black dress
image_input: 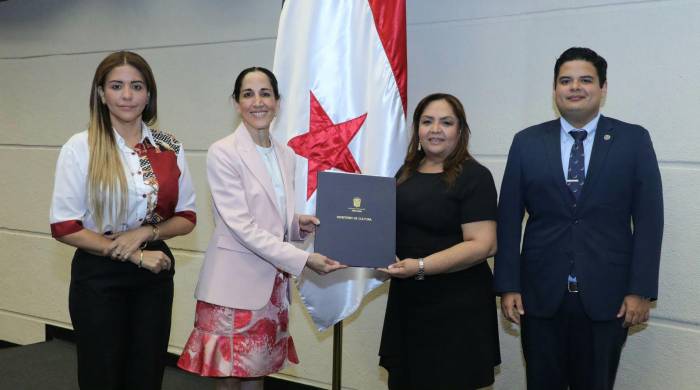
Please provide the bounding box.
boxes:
[379,160,501,389]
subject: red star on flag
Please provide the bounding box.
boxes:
[288,91,367,199]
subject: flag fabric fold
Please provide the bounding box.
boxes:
[272,0,407,331]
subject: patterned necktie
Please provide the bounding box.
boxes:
[567,130,588,200]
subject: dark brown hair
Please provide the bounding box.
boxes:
[231,66,280,102]
[554,47,607,88]
[397,93,473,187]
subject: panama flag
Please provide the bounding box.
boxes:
[272,0,408,330]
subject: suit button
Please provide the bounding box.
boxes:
[573,219,580,225]
[572,203,577,208]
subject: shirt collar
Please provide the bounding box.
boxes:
[140,123,157,146]
[560,113,601,139]
[112,122,155,148]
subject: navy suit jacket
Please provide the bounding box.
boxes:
[494,115,663,321]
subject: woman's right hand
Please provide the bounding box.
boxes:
[306,253,346,275]
[128,250,172,274]
[104,225,152,261]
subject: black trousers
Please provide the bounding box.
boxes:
[68,241,174,390]
[521,291,628,390]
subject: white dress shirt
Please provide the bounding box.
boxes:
[255,143,288,229]
[559,113,600,178]
[50,122,196,236]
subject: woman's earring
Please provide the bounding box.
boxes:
[417,142,422,151]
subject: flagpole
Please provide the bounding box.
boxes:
[332,321,343,390]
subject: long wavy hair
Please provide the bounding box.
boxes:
[397,93,473,187]
[87,51,157,230]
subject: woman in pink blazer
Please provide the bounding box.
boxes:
[178,67,343,390]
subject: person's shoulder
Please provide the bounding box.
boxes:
[207,133,239,163]
[460,158,489,173]
[394,164,408,179]
[458,159,495,183]
[150,128,182,154]
[61,130,89,152]
[66,130,88,142]
[209,132,236,149]
[601,116,649,135]
[515,119,559,139]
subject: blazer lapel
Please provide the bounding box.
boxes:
[579,115,615,204]
[234,125,283,223]
[541,120,572,203]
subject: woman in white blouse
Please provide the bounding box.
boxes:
[177,67,343,390]
[50,51,196,390]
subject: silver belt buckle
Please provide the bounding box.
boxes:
[567,280,579,293]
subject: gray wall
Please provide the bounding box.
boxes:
[1,0,698,388]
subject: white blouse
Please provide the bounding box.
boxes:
[255,143,288,228]
[50,123,196,236]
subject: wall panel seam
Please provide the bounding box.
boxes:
[0,36,276,61]
[0,309,72,330]
[2,151,699,166]
[495,310,700,332]
[644,316,700,331]
[0,227,51,237]
[407,0,677,28]
[0,228,204,255]
[0,145,209,154]
[268,373,334,389]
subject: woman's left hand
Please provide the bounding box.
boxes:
[104,226,152,261]
[299,215,320,234]
[378,258,420,278]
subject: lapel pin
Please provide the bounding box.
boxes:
[603,134,611,141]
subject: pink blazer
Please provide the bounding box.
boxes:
[194,124,309,310]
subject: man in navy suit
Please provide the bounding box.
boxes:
[494,47,663,389]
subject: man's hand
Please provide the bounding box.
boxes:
[501,292,525,325]
[617,294,651,327]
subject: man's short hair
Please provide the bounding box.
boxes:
[554,47,607,87]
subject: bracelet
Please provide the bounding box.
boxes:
[415,258,425,280]
[138,249,144,268]
[140,224,159,250]
[151,224,160,241]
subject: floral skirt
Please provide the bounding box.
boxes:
[177,273,299,377]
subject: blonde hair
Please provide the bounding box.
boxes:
[87,51,158,230]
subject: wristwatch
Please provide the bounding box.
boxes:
[415,258,425,280]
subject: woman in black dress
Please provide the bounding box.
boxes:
[379,93,500,389]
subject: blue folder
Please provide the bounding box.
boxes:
[314,171,396,268]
